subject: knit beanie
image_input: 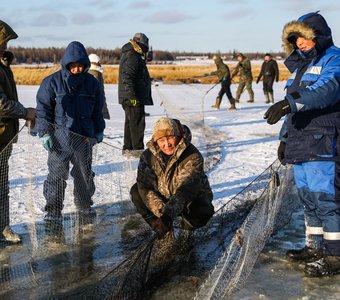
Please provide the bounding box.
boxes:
[153,117,181,142]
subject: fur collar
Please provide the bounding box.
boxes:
[282,20,315,54]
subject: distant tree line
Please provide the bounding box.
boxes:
[8,46,286,64]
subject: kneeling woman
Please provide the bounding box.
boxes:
[130,117,214,237]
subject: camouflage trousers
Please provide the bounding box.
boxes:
[236,80,254,101]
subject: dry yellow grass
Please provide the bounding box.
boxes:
[11,63,290,85]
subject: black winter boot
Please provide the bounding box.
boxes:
[211,97,221,109]
[305,256,340,277]
[286,246,323,262]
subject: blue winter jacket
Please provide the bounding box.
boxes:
[36,41,105,139]
[280,12,340,163]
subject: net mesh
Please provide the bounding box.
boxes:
[0,84,299,299]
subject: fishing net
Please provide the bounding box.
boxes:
[0,84,299,299]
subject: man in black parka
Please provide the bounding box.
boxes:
[118,33,153,156]
[256,53,279,103]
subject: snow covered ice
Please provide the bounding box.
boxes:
[1,81,340,299]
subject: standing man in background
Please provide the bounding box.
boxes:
[231,53,254,103]
[0,20,36,243]
[118,33,153,157]
[256,53,279,104]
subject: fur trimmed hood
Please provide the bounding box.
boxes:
[282,12,333,55]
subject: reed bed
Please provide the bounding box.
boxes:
[11,63,290,85]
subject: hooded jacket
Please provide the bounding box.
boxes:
[210,56,230,82]
[136,125,213,220]
[280,12,340,163]
[36,41,105,139]
[118,40,153,106]
[0,21,27,148]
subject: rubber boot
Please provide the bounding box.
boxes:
[247,90,254,103]
[264,92,270,104]
[268,92,274,104]
[228,98,236,110]
[211,97,221,109]
[286,246,323,262]
[305,256,340,277]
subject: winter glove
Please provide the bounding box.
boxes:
[96,132,104,143]
[42,134,53,151]
[151,214,172,238]
[130,99,138,106]
[263,99,291,125]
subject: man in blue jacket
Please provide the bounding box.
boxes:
[264,12,340,277]
[36,41,105,222]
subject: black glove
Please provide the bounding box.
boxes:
[151,214,172,238]
[277,141,286,165]
[263,99,291,124]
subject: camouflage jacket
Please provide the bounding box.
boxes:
[232,56,253,82]
[210,57,230,81]
[136,129,213,220]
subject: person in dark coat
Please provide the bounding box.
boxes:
[206,56,236,110]
[264,12,340,277]
[256,53,279,103]
[0,20,36,243]
[36,41,105,221]
[130,117,214,238]
[88,53,110,120]
[118,33,153,156]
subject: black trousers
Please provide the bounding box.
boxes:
[218,79,234,102]
[122,103,145,150]
[263,76,275,93]
[130,183,214,230]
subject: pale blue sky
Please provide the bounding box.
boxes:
[3,0,340,52]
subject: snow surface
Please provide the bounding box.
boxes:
[11,82,340,299]
[16,80,284,212]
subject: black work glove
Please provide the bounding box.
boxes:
[151,214,172,238]
[263,99,291,124]
[277,141,286,165]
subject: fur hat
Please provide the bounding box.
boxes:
[133,32,149,50]
[153,117,181,142]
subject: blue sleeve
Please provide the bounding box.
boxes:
[92,80,105,133]
[36,76,56,137]
[286,54,340,113]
